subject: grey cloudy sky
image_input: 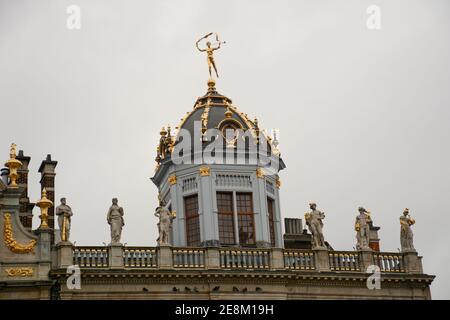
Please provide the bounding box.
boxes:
[1,0,449,299]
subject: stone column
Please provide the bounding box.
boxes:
[273,178,283,247]
[167,173,184,246]
[198,166,219,247]
[108,244,124,269]
[205,247,221,269]
[403,251,423,274]
[313,248,331,272]
[35,228,52,280]
[359,249,374,272]
[270,247,284,270]
[254,169,271,247]
[158,246,173,269]
[56,242,74,268]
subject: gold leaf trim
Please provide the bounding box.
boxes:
[5,267,33,277]
[3,213,36,254]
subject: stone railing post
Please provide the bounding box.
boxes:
[56,242,74,268]
[359,249,374,272]
[158,246,173,269]
[205,247,220,269]
[270,248,284,270]
[403,251,423,274]
[313,248,330,272]
[108,243,124,269]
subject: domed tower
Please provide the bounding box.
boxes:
[151,37,286,248]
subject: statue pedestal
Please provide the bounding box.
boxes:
[359,249,374,272]
[108,243,124,269]
[270,248,285,270]
[403,251,422,274]
[158,245,173,269]
[205,247,220,269]
[56,241,74,268]
[313,247,330,272]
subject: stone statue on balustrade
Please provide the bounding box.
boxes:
[107,198,124,245]
[155,195,176,246]
[304,203,326,249]
[400,208,416,252]
[355,207,372,251]
[55,198,73,243]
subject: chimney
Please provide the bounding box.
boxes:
[16,150,34,231]
[283,218,312,250]
[369,223,381,252]
[39,154,57,242]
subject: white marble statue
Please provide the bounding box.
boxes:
[107,198,124,244]
[400,208,416,252]
[304,203,326,249]
[355,207,371,250]
[155,196,175,246]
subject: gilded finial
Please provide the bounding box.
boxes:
[224,107,233,119]
[36,188,53,229]
[4,143,23,188]
[10,143,17,159]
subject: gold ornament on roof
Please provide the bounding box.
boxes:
[4,143,22,188]
[168,174,177,186]
[36,188,53,229]
[256,168,265,179]
[199,166,211,177]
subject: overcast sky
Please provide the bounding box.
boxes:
[1,0,449,299]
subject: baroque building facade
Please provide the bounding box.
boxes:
[0,41,435,298]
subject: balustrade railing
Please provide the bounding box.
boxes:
[173,248,205,268]
[73,247,108,267]
[124,247,157,268]
[70,246,410,273]
[374,253,404,272]
[284,250,315,270]
[220,248,270,269]
[329,252,361,271]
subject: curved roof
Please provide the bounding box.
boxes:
[176,79,256,137]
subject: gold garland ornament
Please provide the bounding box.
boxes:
[3,213,36,254]
[5,267,33,277]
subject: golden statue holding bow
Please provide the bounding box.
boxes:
[196,32,226,79]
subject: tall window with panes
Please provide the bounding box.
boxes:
[184,195,200,247]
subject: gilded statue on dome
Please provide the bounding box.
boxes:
[196,32,225,79]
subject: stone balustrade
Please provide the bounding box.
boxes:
[219,248,270,269]
[123,247,157,268]
[73,247,108,268]
[374,252,405,273]
[63,245,423,275]
[283,250,315,270]
[172,248,205,268]
[329,251,361,271]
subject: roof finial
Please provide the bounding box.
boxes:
[4,143,22,188]
[36,187,53,229]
